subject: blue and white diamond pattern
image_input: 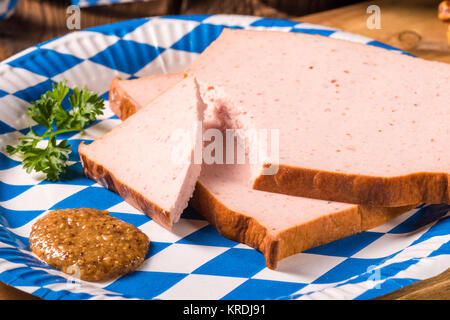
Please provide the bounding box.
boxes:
[0,15,448,300]
[0,0,18,20]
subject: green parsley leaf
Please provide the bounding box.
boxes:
[6,81,104,181]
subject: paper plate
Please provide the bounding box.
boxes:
[0,15,448,300]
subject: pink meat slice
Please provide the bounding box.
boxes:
[109,29,450,207]
[186,29,450,207]
[109,72,185,120]
[79,76,205,230]
[193,148,410,268]
[106,72,412,269]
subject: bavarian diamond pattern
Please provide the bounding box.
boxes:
[0,15,449,300]
[0,0,18,20]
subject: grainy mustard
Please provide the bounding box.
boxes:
[29,208,149,282]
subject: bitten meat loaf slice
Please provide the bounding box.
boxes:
[107,73,414,269]
[187,29,450,207]
[109,71,185,120]
[79,77,205,230]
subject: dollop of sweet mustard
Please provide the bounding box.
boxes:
[30,208,149,282]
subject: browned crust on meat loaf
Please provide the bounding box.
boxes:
[111,77,450,208]
[110,73,186,121]
[253,164,450,207]
[78,142,173,230]
[109,77,141,121]
[191,180,415,269]
[190,181,281,269]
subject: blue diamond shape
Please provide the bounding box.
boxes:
[19,125,48,138]
[0,0,18,20]
[409,215,450,247]
[0,227,29,249]
[313,257,386,284]
[67,140,87,161]
[19,125,78,143]
[89,40,165,75]
[32,119,103,144]
[250,18,299,28]
[428,239,450,257]
[83,18,150,37]
[14,79,74,110]
[38,162,95,186]
[109,211,151,228]
[192,248,266,278]
[177,224,238,247]
[367,40,401,51]
[50,186,123,210]
[171,24,227,54]
[0,120,16,134]
[304,231,384,257]
[222,278,306,300]
[33,287,94,300]
[291,28,336,37]
[105,271,187,300]
[0,266,67,288]
[0,89,8,98]
[100,91,109,101]
[0,207,45,229]
[0,180,34,202]
[389,204,450,234]
[61,162,96,186]
[13,79,55,103]
[146,241,172,259]
[343,257,418,286]
[7,48,83,78]
[0,152,21,170]
[0,247,50,269]
[7,0,18,11]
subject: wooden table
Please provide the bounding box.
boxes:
[0,0,449,300]
[297,0,450,63]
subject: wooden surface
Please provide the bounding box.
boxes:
[0,282,40,300]
[297,0,450,63]
[0,0,449,300]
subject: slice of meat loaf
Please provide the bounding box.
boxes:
[192,152,413,269]
[79,76,205,230]
[186,29,450,207]
[107,73,414,269]
[109,72,185,120]
[109,29,450,207]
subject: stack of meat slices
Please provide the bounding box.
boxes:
[79,29,450,269]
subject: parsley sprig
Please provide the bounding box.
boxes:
[6,81,104,181]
